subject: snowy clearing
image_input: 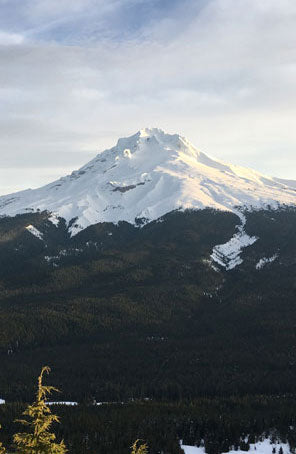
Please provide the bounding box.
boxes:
[181,438,291,454]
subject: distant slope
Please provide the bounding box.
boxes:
[0,128,295,235]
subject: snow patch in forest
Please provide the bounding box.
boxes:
[0,399,5,404]
[48,213,60,226]
[256,254,278,270]
[222,438,291,454]
[181,438,291,454]
[25,225,43,240]
[211,213,257,270]
[47,401,78,406]
[181,445,205,454]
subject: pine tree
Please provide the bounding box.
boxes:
[13,366,67,454]
[131,439,148,454]
[0,425,6,454]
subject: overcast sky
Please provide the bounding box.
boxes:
[0,0,296,195]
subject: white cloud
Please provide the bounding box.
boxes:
[0,31,24,45]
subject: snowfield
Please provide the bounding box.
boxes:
[0,128,295,236]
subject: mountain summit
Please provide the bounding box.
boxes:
[0,128,295,235]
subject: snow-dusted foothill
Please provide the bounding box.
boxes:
[0,128,295,236]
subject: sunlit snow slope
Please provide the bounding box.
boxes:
[0,128,295,235]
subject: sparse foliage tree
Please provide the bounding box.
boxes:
[13,366,67,454]
[131,439,148,454]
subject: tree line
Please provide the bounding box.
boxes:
[0,367,148,454]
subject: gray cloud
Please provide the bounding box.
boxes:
[0,0,296,194]
[0,0,194,43]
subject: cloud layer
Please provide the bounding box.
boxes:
[0,0,296,193]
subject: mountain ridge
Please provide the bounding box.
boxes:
[0,128,295,235]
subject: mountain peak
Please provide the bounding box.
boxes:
[111,128,198,161]
[138,127,165,137]
[0,129,295,235]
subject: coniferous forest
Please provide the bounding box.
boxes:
[0,208,296,452]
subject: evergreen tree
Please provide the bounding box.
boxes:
[131,439,148,454]
[13,366,67,454]
[0,425,6,454]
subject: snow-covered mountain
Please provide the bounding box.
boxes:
[0,128,295,235]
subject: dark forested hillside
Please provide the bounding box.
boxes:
[0,208,296,402]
